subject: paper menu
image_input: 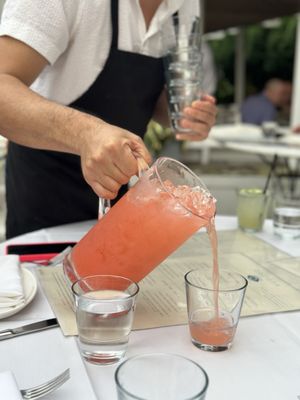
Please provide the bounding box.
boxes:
[38,267,77,335]
[171,229,290,261]
[38,230,300,336]
[137,251,300,322]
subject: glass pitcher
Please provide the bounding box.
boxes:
[64,157,216,284]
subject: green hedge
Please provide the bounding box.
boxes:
[209,16,297,103]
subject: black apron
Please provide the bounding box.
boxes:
[5,0,164,238]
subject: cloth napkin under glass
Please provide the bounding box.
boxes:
[0,255,24,309]
[0,370,22,399]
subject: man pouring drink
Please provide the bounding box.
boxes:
[0,0,216,238]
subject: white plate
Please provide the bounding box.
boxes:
[0,268,37,319]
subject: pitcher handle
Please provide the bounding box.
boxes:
[98,157,148,219]
[98,198,111,219]
[136,156,149,177]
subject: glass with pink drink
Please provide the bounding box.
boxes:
[185,269,248,351]
[64,157,216,284]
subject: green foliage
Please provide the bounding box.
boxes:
[146,17,297,153]
[144,120,172,155]
[210,35,235,102]
[209,16,297,102]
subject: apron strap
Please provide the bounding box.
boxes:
[111,0,119,49]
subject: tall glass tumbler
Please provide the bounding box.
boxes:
[161,14,204,135]
[115,353,209,400]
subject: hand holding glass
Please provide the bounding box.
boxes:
[162,14,204,135]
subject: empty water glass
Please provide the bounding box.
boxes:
[115,353,209,399]
[160,13,202,53]
[273,194,300,239]
[161,14,204,135]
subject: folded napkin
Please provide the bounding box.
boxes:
[0,371,22,399]
[0,255,24,308]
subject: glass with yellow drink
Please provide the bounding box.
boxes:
[237,188,270,232]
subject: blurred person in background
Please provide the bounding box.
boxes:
[0,0,217,238]
[241,78,292,125]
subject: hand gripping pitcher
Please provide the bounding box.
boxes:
[64,157,216,284]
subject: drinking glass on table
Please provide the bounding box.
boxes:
[72,275,139,365]
[161,14,204,135]
[237,188,270,232]
[185,269,248,351]
[273,194,300,239]
[115,353,209,400]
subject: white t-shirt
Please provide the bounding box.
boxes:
[0,0,216,105]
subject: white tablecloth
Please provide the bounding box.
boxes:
[224,140,300,159]
[0,216,299,400]
[184,123,300,168]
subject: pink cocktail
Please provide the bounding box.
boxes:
[189,314,237,347]
[185,270,248,351]
[64,157,216,284]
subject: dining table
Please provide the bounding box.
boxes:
[224,136,300,195]
[0,215,299,400]
[184,123,300,167]
[185,123,300,195]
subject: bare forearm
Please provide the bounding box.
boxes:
[0,74,101,154]
[0,73,152,199]
[0,33,153,200]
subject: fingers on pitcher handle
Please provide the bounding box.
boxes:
[98,157,148,219]
[136,156,149,178]
[98,198,111,219]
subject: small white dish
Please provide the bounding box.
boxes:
[0,269,37,319]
